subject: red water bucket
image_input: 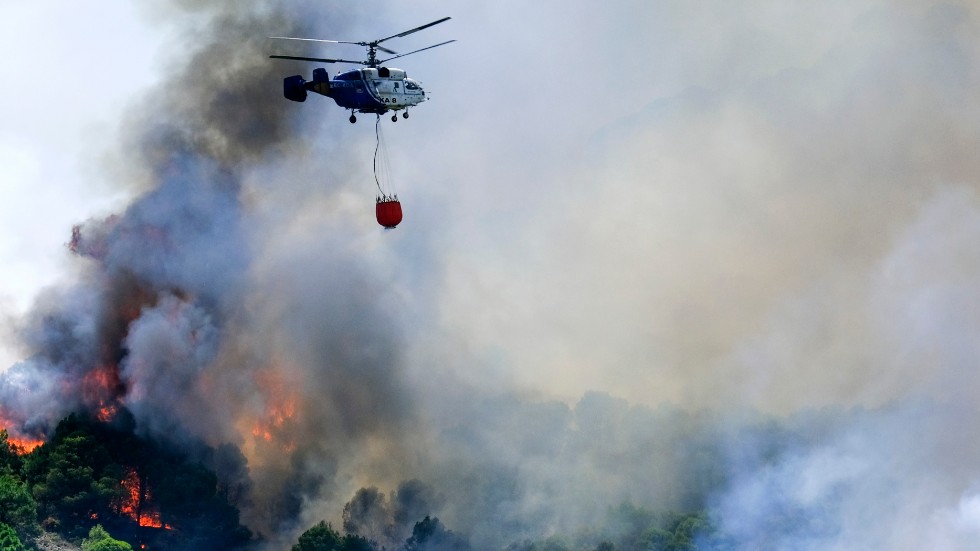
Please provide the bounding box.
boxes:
[376,199,403,228]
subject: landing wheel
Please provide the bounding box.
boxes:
[391,114,398,122]
[349,114,357,124]
[402,111,410,119]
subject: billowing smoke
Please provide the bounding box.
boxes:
[2,0,417,543]
[3,0,980,550]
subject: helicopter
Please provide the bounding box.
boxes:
[269,17,454,123]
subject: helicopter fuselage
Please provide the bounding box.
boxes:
[286,66,426,115]
[271,16,452,121]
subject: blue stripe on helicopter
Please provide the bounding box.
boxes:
[330,86,387,113]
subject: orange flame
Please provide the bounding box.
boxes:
[7,436,44,454]
[243,368,300,455]
[250,396,297,439]
[119,467,141,519]
[1,422,45,455]
[139,511,165,529]
[98,404,119,423]
[82,365,123,422]
[118,467,172,530]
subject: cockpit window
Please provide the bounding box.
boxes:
[405,81,420,90]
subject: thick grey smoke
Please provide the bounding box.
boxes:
[369,0,980,549]
[1,0,418,543]
[3,1,980,550]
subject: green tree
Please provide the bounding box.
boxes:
[25,429,123,536]
[81,524,133,551]
[293,522,380,551]
[293,521,343,551]
[0,523,25,551]
[665,514,706,551]
[637,527,671,551]
[636,511,720,551]
[0,474,38,539]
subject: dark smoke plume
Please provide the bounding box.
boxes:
[1,0,416,545]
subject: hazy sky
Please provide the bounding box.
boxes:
[0,2,165,367]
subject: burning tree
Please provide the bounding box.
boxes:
[20,413,251,549]
[0,429,43,459]
[118,467,169,529]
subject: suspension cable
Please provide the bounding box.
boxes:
[373,115,397,201]
[374,115,384,197]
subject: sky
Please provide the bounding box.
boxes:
[3,1,980,549]
[0,1,164,368]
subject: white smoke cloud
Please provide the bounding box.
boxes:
[121,293,223,443]
[409,0,980,413]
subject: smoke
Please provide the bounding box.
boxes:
[340,480,443,549]
[3,0,980,550]
[412,0,980,413]
[1,0,415,541]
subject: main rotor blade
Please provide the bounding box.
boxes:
[269,36,398,55]
[336,41,399,55]
[269,36,342,43]
[377,17,451,45]
[270,55,364,65]
[378,40,456,63]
